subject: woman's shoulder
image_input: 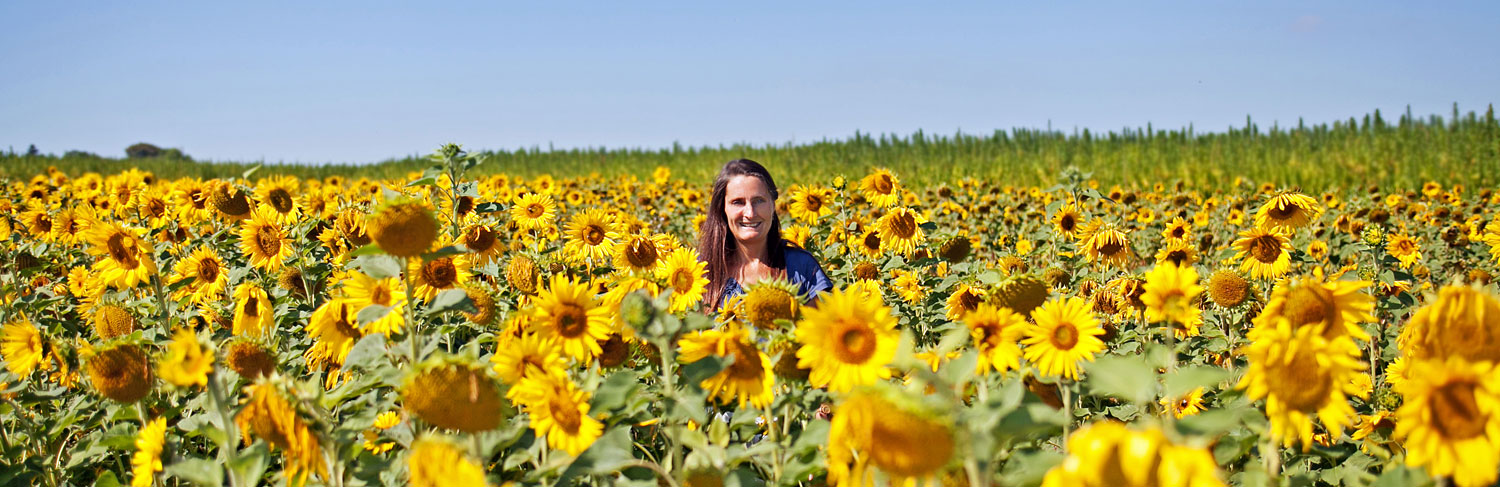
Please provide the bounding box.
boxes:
[781,244,819,265]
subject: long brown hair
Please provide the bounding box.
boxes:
[698,159,786,311]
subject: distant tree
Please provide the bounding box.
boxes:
[63,150,101,159]
[26,144,38,156]
[126,143,162,159]
[160,147,192,161]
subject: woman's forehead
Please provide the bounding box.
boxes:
[725,175,772,198]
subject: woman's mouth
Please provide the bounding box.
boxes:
[738,221,762,231]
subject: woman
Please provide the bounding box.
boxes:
[698,159,832,311]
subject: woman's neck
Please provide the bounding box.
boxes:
[734,238,769,266]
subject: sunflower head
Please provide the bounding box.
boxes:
[1207,269,1251,308]
[93,305,136,339]
[225,339,275,379]
[828,385,954,484]
[408,436,488,487]
[402,358,504,433]
[853,261,880,281]
[989,274,1049,317]
[505,255,540,294]
[461,285,498,328]
[208,181,252,219]
[937,235,972,262]
[86,343,152,403]
[367,200,438,258]
[742,279,800,330]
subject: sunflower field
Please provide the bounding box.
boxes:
[2,143,1500,487]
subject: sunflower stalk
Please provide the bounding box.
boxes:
[206,371,244,487]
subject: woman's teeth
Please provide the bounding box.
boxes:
[738,221,761,229]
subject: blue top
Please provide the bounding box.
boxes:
[720,247,833,304]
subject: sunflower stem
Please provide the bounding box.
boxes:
[404,264,421,365]
[1062,379,1073,450]
[207,371,244,487]
[1260,435,1281,485]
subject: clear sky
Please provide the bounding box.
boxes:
[2,1,1496,164]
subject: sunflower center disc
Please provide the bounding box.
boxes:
[836,324,876,363]
[1283,285,1331,329]
[1050,324,1079,349]
[197,257,220,282]
[1250,236,1282,263]
[1431,380,1486,440]
[268,189,295,213]
[557,304,587,337]
[256,226,281,256]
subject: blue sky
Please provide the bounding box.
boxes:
[2,1,1496,164]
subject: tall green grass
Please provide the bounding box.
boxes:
[4,105,1495,191]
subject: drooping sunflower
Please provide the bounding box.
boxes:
[367,200,438,258]
[1237,317,1367,450]
[84,220,157,289]
[529,274,611,362]
[236,382,326,485]
[131,417,167,487]
[1083,223,1133,269]
[1251,276,1375,342]
[795,286,900,393]
[678,324,774,409]
[1232,227,1291,280]
[158,328,213,388]
[232,283,274,338]
[876,207,927,257]
[87,343,152,403]
[2,318,50,377]
[408,436,489,487]
[1393,357,1500,487]
[171,246,228,304]
[304,299,364,371]
[1141,262,1204,325]
[1021,296,1106,381]
[562,209,616,264]
[225,339,276,379]
[239,207,293,272]
[510,192,558,232]
[510,375,604,456]
[1040,421,1224,487]
[343,272,408,337]
[1397,283,1500,364]
[1255,191,1322,230]
[827,386,954,486]
[491,332,568,388]
[965,303,1026,375]
[741,279,800,330]
[989,274,1050,318]
[401,359,504,433]
[656,247,709,313]
[858,168,902,208]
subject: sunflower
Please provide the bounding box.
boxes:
[1255,191,1322,230]
[989,274,1050,317]
[742,279,800,330]
[232,283,274,337]
[225,340,276,379]
[20,201,55,241]
[1052,204,1084,238]
[131,417,166,487]
[1160,387,1206,419]
[510,192,558,232]
[367,200,438,258]
[51,207,93,246]
[87,343,152,403]
[1206,269,1251,308]
[611,231,669,274]
[1237,317,1366,450]
[408,436,489,487]
[1153,239,1198,267]
[1082,223,1133,269]
[459,222,502,265]
[491,332,569,388]
[1232,227,1291,280]
[239,207,292,271]
[409,253,471,302]
[656,247,709,313]
[158,328,213,388]
[795,286,899,393]
[1041,421,1223,487]
[236,382,326,485]
[859,168,902,208]
[1021,296,1106,381]
[530,274,611,362]
[788,184,836,222]
[965,303,1026,375]
[1251,276,1374,342]
[2,318,50,377]
[84,221,157,289]
[510,375,604,456]
[827,386,954,486]
[171,246,228,304]
[562,209,616,264]
[1397,283,1500,364]
[945,283,987,321]
[1160,217,1192,241]
[343,272,408,336]
[504,254,540,294]
[401,359,504,433]
[1141,262,1204,325]
[1384,233,1422,269]
[876,207,927,257]
[304,299,363,371]
[852,228,883,259]
[678,324,774,408]
[1393,357,1500,487]
[891,269,927,304]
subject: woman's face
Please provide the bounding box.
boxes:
[724,174,775,246]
